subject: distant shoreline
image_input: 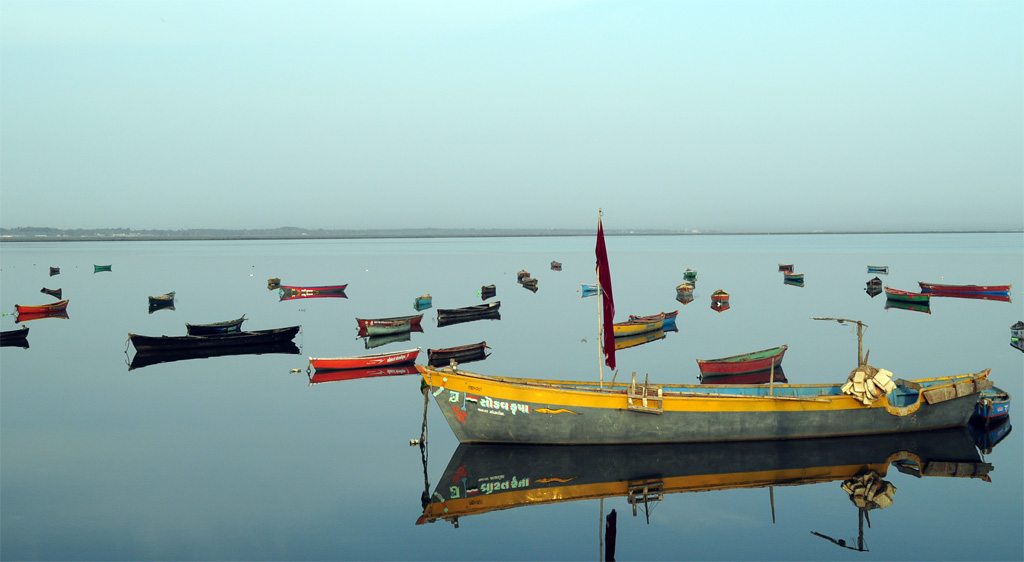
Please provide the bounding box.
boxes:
[1,228,1020,243]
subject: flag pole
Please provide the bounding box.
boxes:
[598,208,604,389]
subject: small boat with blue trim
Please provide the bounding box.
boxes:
[918,282,1010,296]
[972,386,1010,421]
[867,265,889,274]
[884,287,930,303]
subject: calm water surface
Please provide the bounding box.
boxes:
[1,233,1021,561]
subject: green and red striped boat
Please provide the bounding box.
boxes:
[883,287,930,303]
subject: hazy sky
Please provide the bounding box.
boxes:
[1,1,1021,232]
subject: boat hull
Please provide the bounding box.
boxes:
[278,285,348,300]
[129,326,300,353]
[884,287,930,303]
[918,282,1010,296]
[419,366,989,445]
[309,348,420,371]
[15,300,69,315]
[186,315,246,335]
[697,345,787,376]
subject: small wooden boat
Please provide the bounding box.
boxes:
[580,283,601,298]
[784,277,805,288]
[884,286,930,303]
[428,341,491,367]
[614,330,666,351]
[148,292,175,306]
[40,287,62,300]
[49,266,60,276]
[93,264,112,273]
[865,277,883,297]
[129,341,300,370]
[309,364,419,385]
[437,302,501,324]
[15,300,68,315]
[918,282,1011,296]
[629,310,678,330]
[783,272,804,282]
[186,315,246,336]
[711,289,729,302]
[278,284,348,300]
[612,313,664,336]
[479,284,496,300]
[356,314,423,336]
[696,345,788,377]
[267,278,281,290]
[521,278,538,292]
[884,300,931,315]
[418,364,994,444]
[675,282,694,293]
[972,386,1010,421]
[683,269,698,281]
[517,270,530,283]
[128,325,300,353]
[778,264,794,272]
[550,261,562,271]
[309,348,420,371]
[0,326,29,348]
[414,294,433,311]
[867,265,889,274]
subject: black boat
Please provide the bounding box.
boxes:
[128,325,300,353]
[427,341,490,367]
[436,302,501,327]
[186,315,246,336]
[479,284,496,300]
[148,292,176,313]
[1,326,29,348]
[130,340,300,370]
[40,287,62,300]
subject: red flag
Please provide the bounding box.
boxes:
[596,217,615,370]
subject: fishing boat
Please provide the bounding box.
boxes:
[40,287,62,300]
[278,284,348,300]
[778,263,794,272]
[517,270,530,283]
[129,341,299,370]
[867,265,889,274]
[148,292,175,306]
[309,348,420,371]
[550,261,562,271]
[93,264,112,273]
[49,266,60,276]
[436,302,501,327]
[883,287,929,303]
[783,272,804,282]
[1,326,29,348]
[267,278,281,289]
[683,268,697,281]
[128,326,300,353]
[356,314,423,336]
[711,289,729,303]
[612,313,664,336]
[427,342,490,367]
[614,330,666,351]
[696,345,788,377]
[414,294,433,311]
[521,278,538,292]
[972,386,1010,421]
[918,282,1011,296]
[479,284,496,300]
[186,315,246,335]
[581,283,601,298]
[1011,320,1023,341]
[417,427,990,527]
[629,310,678,330]
[675,282,694,294]
[15,300,69,315]
[865,277,883,297]
[308,364,419,385]
[700,367,787,385]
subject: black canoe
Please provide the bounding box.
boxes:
[186,315,246,335]
[428,341,490,367]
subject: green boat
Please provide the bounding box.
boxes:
[884,286,930,303]
[93,264,112,273]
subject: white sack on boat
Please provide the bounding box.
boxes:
[842,365,897,405]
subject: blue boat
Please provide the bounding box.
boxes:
[973,386,1010,420]
[414,294,432,311]
[867,265,889,274]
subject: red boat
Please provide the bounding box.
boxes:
[15,300,68,315]
[308,364,419,385]
[355,314,424,336]
[279,284,348,300]
[696,345,787,377]
[700,368,788,385]
[918,282,1011,296]
[15,309,69,323]
[309,348,420,371]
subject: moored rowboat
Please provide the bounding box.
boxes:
[428,342,490,367]
[418,365,993,444]
[15,300,69,315]
[884,287,930,303]
[129,326,300,353]
[309,347,420,371]
[867,265,889,274]
[1,326,29,348]
[973,386,1010,420]
[696,345,788,377]
[186,315,247,335]
[918,282,1010,296]
[612,313,664,336]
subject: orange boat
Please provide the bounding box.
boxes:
[15,300,68,315]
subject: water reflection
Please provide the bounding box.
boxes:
[436,302,501,328]
[866,277,883,297]
[128,341,301,370]
[418,428,992,546]
[307,364,419,385]
[363,326,423,349]
[699,367,788,385]
[884,300,932,315]
[614,329,666,351]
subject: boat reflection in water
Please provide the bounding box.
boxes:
[129,341,301,370]
[700,366,788,385]
[308,364,419,385]
[968,416,1012,455]
[418,428,991,543]
[363,326,423,350]
[613,330,666,351]
[884,300,932,315]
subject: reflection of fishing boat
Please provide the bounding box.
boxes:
[309,348,419,371]
[419,362,992,444]
[15,310,69,323]
[784,272,804,283]
[521,278,538,292]
[428,342,490,367]
[784,277,805,288]
[866,277,883,297]
[129,326,300,353]
[700,367,787,385]
[40,287,62,300]
[49,266,60,276]
[920,292,1011,303]
[676,292,694,306]
[1,326,29,348]
[918,282,1011,296]
[614,330,666,351]
[437,302,501,327]
[356,314,423,336]
[148,292,175,313]
[884,287,929,303]
[612,313,664,336]
[418,427,990,526]
[479,284,496,300]
[711,301,731,312]
[129,341,300,370]
[94,264,112,273]
[278,284,348,300]
[414,294,433,311]
[696,345,787,377]
[186,315,246,335]
[867,265,889,274]
[968,416,1012,454]
[308,364,419,385]
[972,386,1010,421]
[628,310,678,330]
[884,299,931,315]
[16,300,69,316]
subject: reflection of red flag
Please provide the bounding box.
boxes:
[596,218,615,370]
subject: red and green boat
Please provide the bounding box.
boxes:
[309,347,420,371]
[918,282,1011,296]
[883,287,930,303]
[696,345,787,377]
[279,284,348,300]
[15,300,69,315]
